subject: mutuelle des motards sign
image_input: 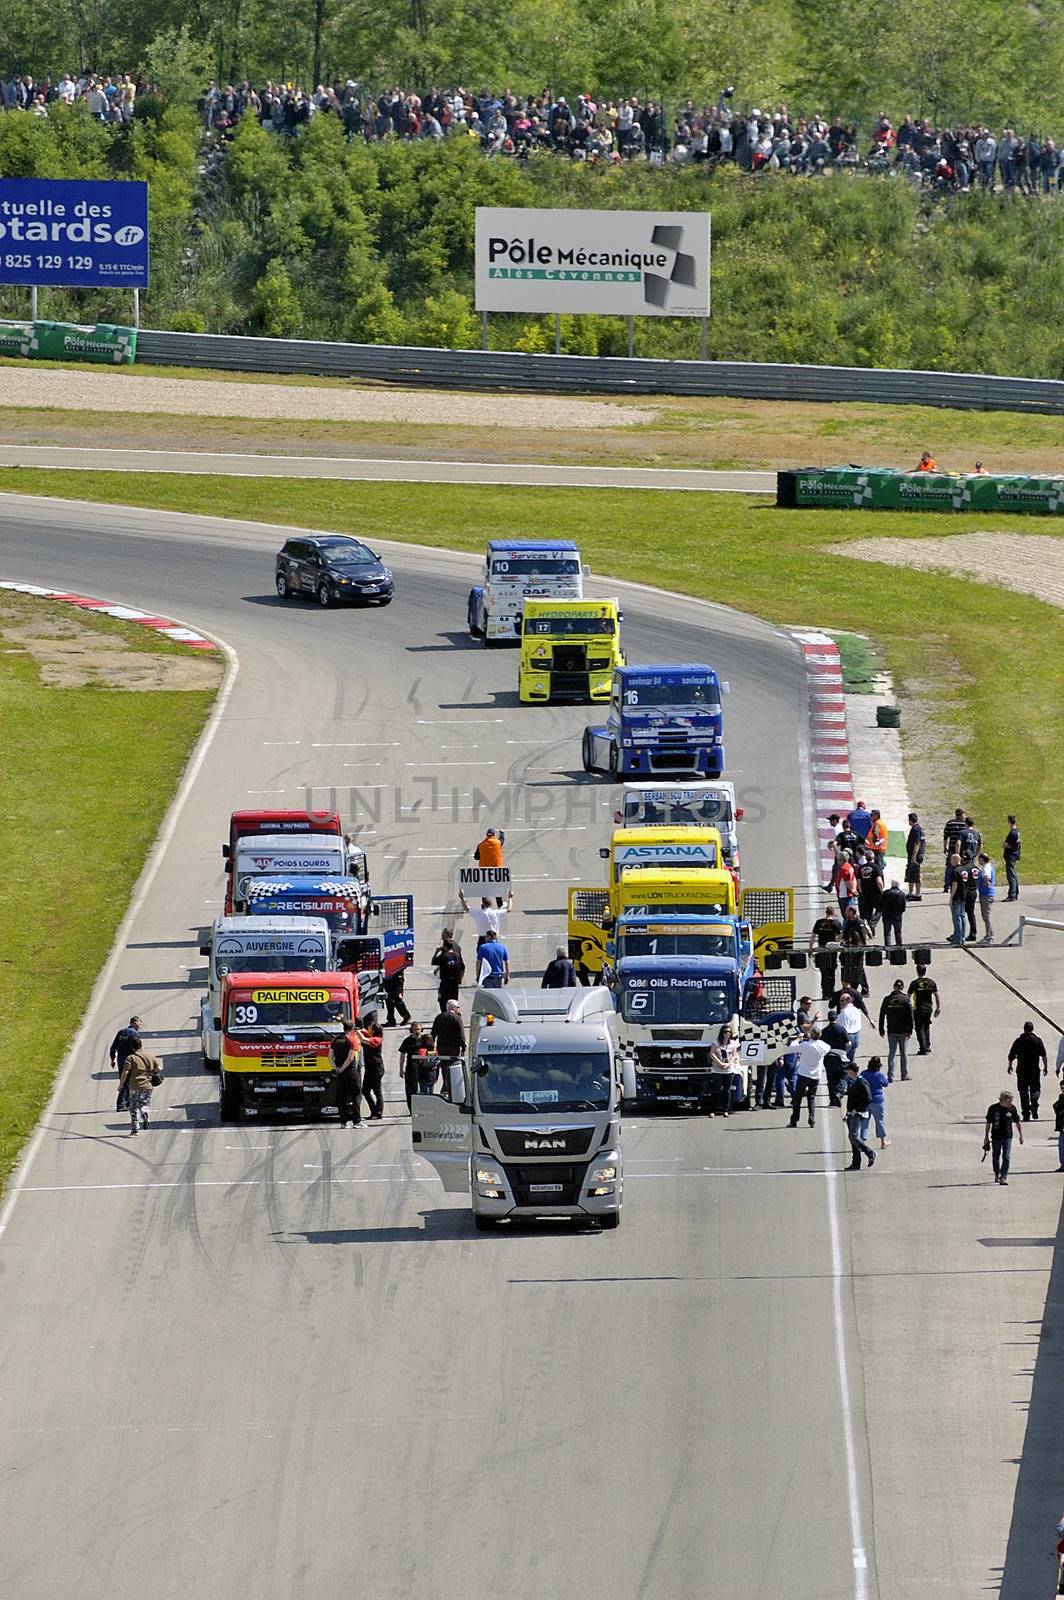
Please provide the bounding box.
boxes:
[474,207,710,317]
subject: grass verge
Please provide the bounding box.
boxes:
[0,468,1058,888]
[0,591,220,1192]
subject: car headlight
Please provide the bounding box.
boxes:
[476,1168,503,1185]
[590,1164,617,1181]
[381,568,393,579]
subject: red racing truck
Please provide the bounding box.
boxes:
[218,968,359,1122]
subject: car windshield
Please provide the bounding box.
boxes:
[624,796,731,827]
[474,1050,611,1112]
[491,555,579,577]
[217,952,327,976]
[525,616,614,636]
[324,546,376,567]
[227,991,352,1032]
[618,930,734,958]
[620,980,735,1025]
[622,681,720,708]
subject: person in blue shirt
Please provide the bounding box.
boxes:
[976,852,996,944]
[478,937,510,988]
[861,1054,891,1148]
[847,801,872,841]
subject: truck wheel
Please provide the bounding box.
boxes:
[599,1212,621,1230]
[474,1215,499,1232]
[582,729,596,772]
[202,1049,219,1074]
[275,571,290,599]
[608,744,619,778]
[218,1072,241,1124]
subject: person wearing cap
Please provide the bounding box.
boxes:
[983,1090,1023,1184]
[473,827,505,868]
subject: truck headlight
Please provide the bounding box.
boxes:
[590,1164,617,1181]
[476,1168,503,1185]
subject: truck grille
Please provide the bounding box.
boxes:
[259,1053,318,1071]
[504,1163,585,1207]
[647,752,702,774]
[496,1126,594,1158]
[549,671,591,700]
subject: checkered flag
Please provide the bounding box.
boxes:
[645,224,698,309]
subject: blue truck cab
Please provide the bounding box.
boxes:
[582,663,727,778]
[610,912,756,989]
[468,539,586,643]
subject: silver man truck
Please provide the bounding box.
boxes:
[410,985,623,1231]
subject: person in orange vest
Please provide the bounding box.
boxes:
[473,826,505,868]
[867,809,889,865]
[915,451,937,471]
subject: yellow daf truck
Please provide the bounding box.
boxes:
[518,597,623,704]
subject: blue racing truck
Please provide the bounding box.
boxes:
[468,539,586,643]
[582,664,727,778]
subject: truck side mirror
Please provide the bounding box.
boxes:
[582,563,591,576]
[735,807,744,820]
[613,810,622,824]
[722,681,730,694]
[221,844,230,859]
[457,1102,473,1116]
[599,846,609,859]
[199,941,210,957]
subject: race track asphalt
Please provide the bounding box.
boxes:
[1,491,1055,1600]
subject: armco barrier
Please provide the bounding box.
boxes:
[135,328,1064,414]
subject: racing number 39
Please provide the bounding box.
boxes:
[233,1004,259,1024]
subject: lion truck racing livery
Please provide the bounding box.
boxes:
[613,954,797,1111]
[199,914,331,1069]
[518,597,624,704]
[582,665,727,778]
[467,539,587,643]
[616,781,743,870]
[218,969,358,1121]
[226,833,366,915]
[410,985,623,1231]
[243,875,414,1018]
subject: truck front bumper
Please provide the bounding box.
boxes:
[473,1155,621,1218]
[616,743,725,777]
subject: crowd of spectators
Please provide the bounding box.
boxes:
[2,71,144,122]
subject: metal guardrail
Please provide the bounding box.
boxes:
[136,328,1064,414]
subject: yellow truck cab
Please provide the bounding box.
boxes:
[519,597,623,704]
[568,825,734,979]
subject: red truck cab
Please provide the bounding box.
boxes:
[222,808,343,861]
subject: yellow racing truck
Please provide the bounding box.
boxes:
[519,597,623,704]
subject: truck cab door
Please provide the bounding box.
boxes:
[370,894,415,975]
[410,1094,472,1193]
[568,886,611,977]
[738,887,795,962]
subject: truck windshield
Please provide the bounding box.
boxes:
[622,682,720,708]
[474,1051,611,1112]
[619,930,734,958]
[620,981,736,1025]
[492,555,580,577]
[624,795,731,827]
[227,992,351,1031]
[524,616,614,636]
[217,952,327,977]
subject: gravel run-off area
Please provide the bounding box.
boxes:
[841,532,1064,609]
[0,367,655,429]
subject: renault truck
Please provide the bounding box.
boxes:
[582,665,728,778]
[467,539,587,643]
[518,597,623,704]
[410,985,623,1231]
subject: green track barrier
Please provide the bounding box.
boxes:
[0,318,136,365]
[777,466,1064,516]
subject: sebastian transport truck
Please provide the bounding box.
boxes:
[218,969,359,1121]
[468,539,587,642]
[519,597,623,704]
[410,985,623,1231]
[199,914,330,1069]
[616,781,743,870]
[582,665,727,779]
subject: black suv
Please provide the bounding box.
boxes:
[275,536,394,607]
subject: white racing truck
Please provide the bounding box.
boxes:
[467,539,588,643]
[616,781,743,871]
[199,915,331,1068]
[411,985,623,1231]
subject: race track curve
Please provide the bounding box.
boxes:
[0,492,876,1600]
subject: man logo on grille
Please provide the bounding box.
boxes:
[644,224,698,309]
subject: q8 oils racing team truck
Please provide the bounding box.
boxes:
[582,664,727,778]
[410,985,623,1231]
[519,597,624,704]
[218,969,359,1122]
[612,954,797,1112]
[199,914,331,1069]
[467,539,588,642]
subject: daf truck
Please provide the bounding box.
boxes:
[582,665,728,778]
[199,914,330,1069]
[518,597,623,704]
[410,985,623,1231]
[467,539,587,643]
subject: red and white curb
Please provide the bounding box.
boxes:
[0,581,216,650]
[792,630,854,880]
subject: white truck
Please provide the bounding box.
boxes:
[199,915,331,1068]
[411,985,623,1231]
[616,781,743,870]
[467,539,588,643]
[228,832,368,914]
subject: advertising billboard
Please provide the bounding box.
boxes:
[475,207,710,317]
[0,178,149,288]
